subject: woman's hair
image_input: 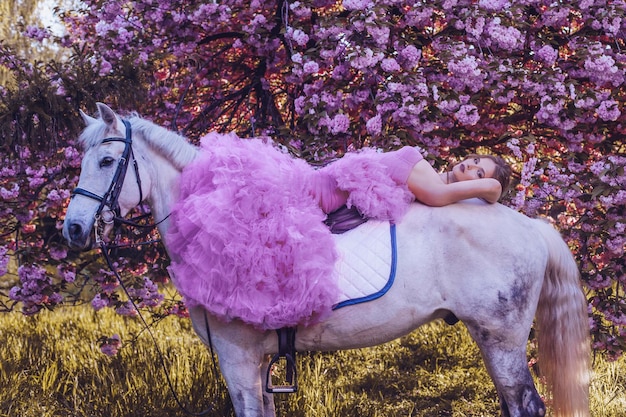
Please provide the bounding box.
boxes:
[466,153,512,198]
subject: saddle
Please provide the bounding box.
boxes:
[324,204,369,234]
[266,205,367,393]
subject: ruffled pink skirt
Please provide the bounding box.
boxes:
[166,133,414,330]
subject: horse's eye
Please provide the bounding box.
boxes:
[100,157,115,168]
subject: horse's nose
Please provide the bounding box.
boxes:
[68,223,84,241]
[65,222,92,250]
[64,221,93,250]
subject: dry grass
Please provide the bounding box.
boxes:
[0,306,624,417]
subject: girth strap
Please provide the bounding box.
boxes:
[265,327,298,393]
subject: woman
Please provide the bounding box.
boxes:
[312,146,512,216]
[410,152,511,206]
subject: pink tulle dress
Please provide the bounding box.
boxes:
[166,132,420,330]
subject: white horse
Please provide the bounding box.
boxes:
[62,103,590,417]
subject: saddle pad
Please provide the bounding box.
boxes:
[333,222,397,310]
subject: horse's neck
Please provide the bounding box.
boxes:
[141,145,192,242]
[132,123,199,241]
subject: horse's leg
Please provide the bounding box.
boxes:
[189,307,273,417]
[464,322,546,417]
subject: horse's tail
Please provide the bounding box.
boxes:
[534,219,590,417]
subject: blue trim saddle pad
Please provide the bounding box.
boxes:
[333,223,397,310]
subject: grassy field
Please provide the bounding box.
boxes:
[0,305,625,417]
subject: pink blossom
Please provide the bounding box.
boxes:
[588,274,612,289]
[381,58,400,73]
[126,277,164,308]
[0,246,9,276]
[64,146,82,168]
[321,91,342,110]
[597,100,621,121]
[99,59,113,76]
[366,114,382,136]
[303,61,319,74]
[437,99,460,115]
[536,45,557,66]
[10,264,63,315]
[91,293,110,311]
[49,245,67,261]
[351,48,383,69]
[405,7,433,28]
[486,18,523,51]
[602,16,622,35]
[168,301,190,318]
[46,189,62,204]
[506,139,523,159]
[541,7,571,28]
[24,25,50,42]
[448,56,485,92]
[399,45,420,69]
[579,0,595,9]
[454,104,480,126]
[329,114,350,135]
[294,96,306,115]
[57,265,76,283]
[52,79,66,96]
[575,96,597,110]
[116,301,138,317]
[442,0,459,10]
[290,2,311,18]
[590,161,609,176]
[19,146,31,159]
[0,183,19,199]
[605,235,625,255]
[585,54,624,87]
[342,0,371,11]
[115,27,131,45]
[100,334,122,356]
[466,16,486,39]
[94,268,119,293]
[287,27,309,47]
[478,0,511,11]
[367,25,390,46]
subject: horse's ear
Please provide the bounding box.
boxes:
[96,103,119,128]
[79,109,98,126]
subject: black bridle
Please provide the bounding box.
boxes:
[72,119,144,235]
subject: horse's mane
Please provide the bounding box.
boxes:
[78,113,199,171]
[128,116,199,170]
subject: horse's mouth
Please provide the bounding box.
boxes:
[65,215,117,251]
[66,236,93,252]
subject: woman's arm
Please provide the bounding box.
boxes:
[407,160,502,206]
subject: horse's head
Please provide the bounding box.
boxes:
[63,103,150,250]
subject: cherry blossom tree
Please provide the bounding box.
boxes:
[1,0,624,358]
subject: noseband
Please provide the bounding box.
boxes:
[72,119,144,235]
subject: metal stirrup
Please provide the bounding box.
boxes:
[266,327,298,393]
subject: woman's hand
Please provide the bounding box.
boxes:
[478,178,502,204]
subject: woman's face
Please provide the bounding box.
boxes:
[452,156,497,182]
